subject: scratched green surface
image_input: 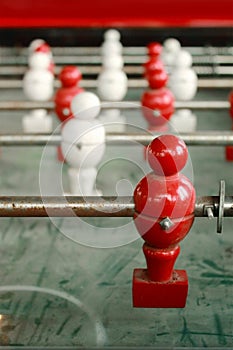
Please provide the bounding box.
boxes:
[0,82,232,349]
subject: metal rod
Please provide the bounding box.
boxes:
[0,100,229,111]
[1,132,233,146]
[106,132,233,146]
[1,46,232,56]
[195,196,233,217]
[0,195,232,217]
[0,78,231,90]
[0,55,232,67]
[0,65,232,77]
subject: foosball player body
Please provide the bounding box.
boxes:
[133,134,196,308]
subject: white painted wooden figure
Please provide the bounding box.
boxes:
[99,109,126,132]
[168,50,198,101]
[97,55,128,101]
[101,29,123,57]
[161,38,181,73]
[61,92,105,196]
[28,39,45,55]
[23,52,54,101]
[171,109,197,132]
[22,109,53,133]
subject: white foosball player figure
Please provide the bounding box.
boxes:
[28,39,54,74]
[28,39,45,55]
[168,50,198,101]
[171,109,197,132]
[61,92,105,196]
[23,52,54,101]
[99,109,126,132]
[22,109,53,133]
[161,38,181,74]
[97,55,128,101]
[23,52,54,132]
[101,29,123,57]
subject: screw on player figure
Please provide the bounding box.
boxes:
[133,134,196,308]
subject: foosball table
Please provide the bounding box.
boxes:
[0,0,232,347]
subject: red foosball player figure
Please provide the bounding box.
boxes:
[54,66,84,122]
[54,66,84,162]
[133,134,196,308]
[143,42,168,90]
[141,42,174,131]
[225,90,233,161]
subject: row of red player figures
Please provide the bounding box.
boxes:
[141,42,175,131]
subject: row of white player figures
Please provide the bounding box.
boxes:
[22,39,54,133]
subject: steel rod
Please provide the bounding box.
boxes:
[0,78,232,90]
[106,132,233,146]
[0,65,232,77]
[0,54,232,67]
[0,46,232,56]
[1,132,233,146]
[0,100,229,111]
[0,195,232,217]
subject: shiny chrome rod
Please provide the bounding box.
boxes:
[0,78,231,89]
[0,64,232,76]
[0,132,233,146]
[0,45,232,56]
[0,100,229,110]
[0,53,232,66]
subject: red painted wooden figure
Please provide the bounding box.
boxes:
[141,88,174,128]
[133,134,196,308]
[143,42,162,75]
[54,66,84,122]
[143,42,168,89]
[141,42,174,129]
[225,90,233,161]
[54,66,83,162]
